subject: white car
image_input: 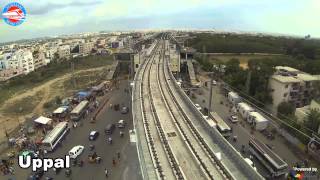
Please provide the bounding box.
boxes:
[195,104,202,111]
[212,80,217,86]
[229,115,238,123]
[68,145,84,159]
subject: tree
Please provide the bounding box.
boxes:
[304,109,320,133]
[277,101,296,117]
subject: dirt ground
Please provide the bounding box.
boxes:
[0,67,106,142]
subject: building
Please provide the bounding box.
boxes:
[296,100,320,123]
[79,42,94,55]
[58,45,71,59]
[33,50,49,69]
[269,66,319,109]
[8,50,35,74]
[0,68,23,81]
[45,47,58,60]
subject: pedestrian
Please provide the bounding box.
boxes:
[105,168,108,178]
[117,152,120,160]
[8,166,14,175]
[112,158,116,167]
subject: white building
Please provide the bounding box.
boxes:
[58,45,70,59]
[7,50,35,74]
[79,42,94,55]
[45,47,58,60]
[269,66,319,108]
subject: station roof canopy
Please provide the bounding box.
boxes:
[34,116,52,125]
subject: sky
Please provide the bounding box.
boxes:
[0,0,319,42]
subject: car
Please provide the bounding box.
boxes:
[195,104,202,111]
[117,120,125,128]
[105,124,115,135]
[68,145,84,159]
[229,115,238,123]
[89,131,99,141]
[121,106,129,114]
[212,80,217,86]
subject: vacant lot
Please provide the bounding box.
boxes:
[0,56,112,142]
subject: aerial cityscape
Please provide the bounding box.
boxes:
[0,0,320,180]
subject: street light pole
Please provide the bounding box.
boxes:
[207,72,214,115]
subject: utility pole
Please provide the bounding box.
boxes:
[208,72,214,115]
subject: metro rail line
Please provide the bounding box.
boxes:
[134,34,265,180]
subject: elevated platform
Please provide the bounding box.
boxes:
[187,60,200,87]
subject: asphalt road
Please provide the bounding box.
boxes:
[189,81,302,179]
[2,79,142,180]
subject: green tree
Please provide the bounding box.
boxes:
[277,101,296,117]
[304,109,320,133]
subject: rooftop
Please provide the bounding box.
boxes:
[296,73,318,82]
[271,75,301,83]
[275,66,300,73]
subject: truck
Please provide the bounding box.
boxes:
[237,102,255,119]
[247,111,269,130]
[227,91,242,106]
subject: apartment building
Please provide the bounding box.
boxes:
[79,42,93,55]
[6,50,35,74]
[269,66,319,108]
[33,50,50,69]
[58,45,71,59]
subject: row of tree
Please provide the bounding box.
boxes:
[189,33,320,60]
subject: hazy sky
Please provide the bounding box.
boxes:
[0,0,319,42]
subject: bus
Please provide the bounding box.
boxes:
[249,138,288,177]
[70,100,89,121]
[209,112,232,137]
[42,122,69,151]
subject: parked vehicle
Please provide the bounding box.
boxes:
[68,145,84,159]
[89,131,99,141]
[229,115,238,123]
[237,102,255,119]
[105,124,115,135]
[228,91,242,105]
[121,106,129,114]
[247,112,269,131]
[212,80,217,86]
[117,120,125,128]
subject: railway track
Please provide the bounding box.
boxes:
[155,40,230,179]
[134,34,264,180]
[139,37,185,179]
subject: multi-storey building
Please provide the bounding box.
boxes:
[269,66,319,108]
[79,42,93,55]
[7,50,35,74]
[58,45,71,59]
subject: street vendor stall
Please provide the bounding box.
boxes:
[34,116,53,129]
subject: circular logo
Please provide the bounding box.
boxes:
[2,2,27,26]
